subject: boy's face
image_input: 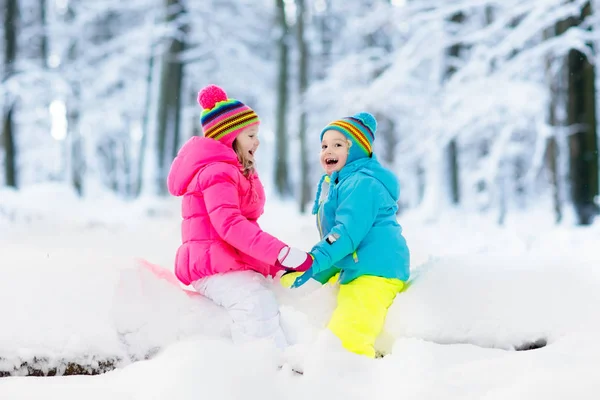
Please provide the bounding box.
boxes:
[236,125,260,163]
[320,130,350,175]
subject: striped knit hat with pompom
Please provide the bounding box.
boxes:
[197,85,260,146]
[319,112,377,164]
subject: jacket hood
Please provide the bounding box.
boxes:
[167,136,241,196]
[336,155,400,200]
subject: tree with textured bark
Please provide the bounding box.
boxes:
[2,0,18,188]
[296,0,311,212]
[64,2,84,196]
[38,0,49,68]
[566,1,598,225]
[316,0,333,80]
[444,12,463,206]
[274,0,291,196]
[155,0,188,196]
[137,36,158,198]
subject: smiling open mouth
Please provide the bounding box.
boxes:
[325,158,338,165]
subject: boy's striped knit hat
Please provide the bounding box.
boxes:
[197,85,260,146]
[320,112,377,164]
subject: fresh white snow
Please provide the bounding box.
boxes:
[1,184,599,399]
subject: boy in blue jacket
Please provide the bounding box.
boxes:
[288,112,410,358]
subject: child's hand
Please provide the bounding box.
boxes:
[276,247,313,271]
[291,268,314,288]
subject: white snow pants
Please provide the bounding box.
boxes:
[192,270,288,349]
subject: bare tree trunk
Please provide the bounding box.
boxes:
[378,116,397,167]
[137,46,156,197]
[447,140,459,203]
[156,0,187,196]
[2,0,18,188]
[274,0,291,196]
[444,12,464,205]
[1,105,16,188]
[566,2,599,225]
[63,3,84,196]
[68,86,84,196]
[170,56,185,162]
[317,0,332,80]
[546,135,561,222]
[543,18,570,224]
[296,0,310,213]
[38,0,49,68]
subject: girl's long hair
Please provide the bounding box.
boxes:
[232,139,255,177]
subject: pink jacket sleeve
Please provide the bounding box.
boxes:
[196,164,286,265]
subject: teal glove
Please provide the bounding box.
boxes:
[291,267,314,288]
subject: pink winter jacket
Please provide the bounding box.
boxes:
[167,136,287,285]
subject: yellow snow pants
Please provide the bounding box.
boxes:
[328,275,405,358]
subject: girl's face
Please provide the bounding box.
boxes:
[320,130,350,175]
[233,125,260,175]
[235,125,260,160]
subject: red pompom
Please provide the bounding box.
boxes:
[197,85,228,109]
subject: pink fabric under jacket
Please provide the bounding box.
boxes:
[167,136,287,285]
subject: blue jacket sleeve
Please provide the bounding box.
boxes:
[310,175,381,273]
[312,266,341,284]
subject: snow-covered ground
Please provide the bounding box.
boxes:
[1,184,600,399]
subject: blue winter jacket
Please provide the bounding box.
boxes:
[310,155,410,285]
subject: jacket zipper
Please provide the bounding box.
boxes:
[317,203,324,238]
[316,176,330,239]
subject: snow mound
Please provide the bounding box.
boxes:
[388,251,600,350]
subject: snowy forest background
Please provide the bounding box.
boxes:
[1,0,600,226]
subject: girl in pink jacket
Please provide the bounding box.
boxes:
[167,85,311,349]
